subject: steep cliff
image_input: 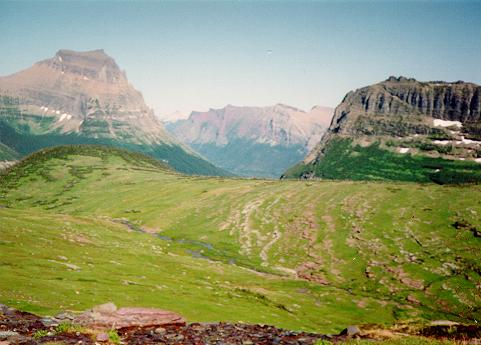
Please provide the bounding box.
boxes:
[283,77,481,183]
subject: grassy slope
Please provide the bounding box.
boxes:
[283,139,481,184]
[0,146,480,333]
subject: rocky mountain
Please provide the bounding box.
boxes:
[166,104,333,177]
[0,49,228,176]
[283,77,481,183]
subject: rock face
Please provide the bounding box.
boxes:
[74,303,185,330]
[283,77,481,182]
[0,49,228,176]
[0,49,170,143]
[167,104,333,177]
[306,76,481,164]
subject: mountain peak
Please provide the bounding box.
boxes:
[40,49,124,83]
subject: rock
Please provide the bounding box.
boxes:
[55,311,75,320]
[0,331,18,340]
[429,320,460,326]
[92,302,117,315]
[40,318,59,327]
[154,327,166,335]
[74,304,185,329]
[96,332,109,342]
[340,325,361,337]
[406,294,421,305]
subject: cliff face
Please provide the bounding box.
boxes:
[167,104,333,177]
[0,49,168,144]
[305,77,481,164]
[283,77,481,182]
[169,104,332,149]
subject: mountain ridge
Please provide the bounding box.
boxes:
[283,77,481,183]
[167,103,333,177]
[0,49,228,176]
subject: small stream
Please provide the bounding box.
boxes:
[115,218,234,262]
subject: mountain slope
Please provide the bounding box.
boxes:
[166,104,333,177]
[0,50,228,176]
[283,77,481,183]
[1,145,480,329]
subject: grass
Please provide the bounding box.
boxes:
[283,139,481,184]
[0,145,480,333]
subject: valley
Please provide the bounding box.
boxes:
[166,104,333,178]
[0,146,479,334]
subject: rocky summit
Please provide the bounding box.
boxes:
[167,104,333,177]
[283,77,481,183]
[0,49,171,144]
[0,49,228,176]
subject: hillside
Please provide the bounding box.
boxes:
[283,77,481,183]
[0,50,228,176]
[166,104,333,177]
[0,145,480,332]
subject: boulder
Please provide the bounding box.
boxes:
[92,302,117,315]
[96,332,109,342]
[429,320,460,326]
[339,325,361,337]
[74,303,185,330]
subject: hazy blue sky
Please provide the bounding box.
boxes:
[1,1,480,118]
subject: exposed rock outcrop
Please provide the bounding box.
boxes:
[306,76,481,164]
[74,303,185,330]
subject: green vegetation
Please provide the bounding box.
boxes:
[33,329,50,339]
[108,329,121,344]
[283,139,481,184]
[0,145,480,333]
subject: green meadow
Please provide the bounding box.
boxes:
[0,145,480,333]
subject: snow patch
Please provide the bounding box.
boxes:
[433,119,462,128]
[456,136,481,145]
[459,158,466,161]
[58,113,72,122]
[399,147,410,154]
[433,140,451,146]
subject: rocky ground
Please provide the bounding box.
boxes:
[1,303,481,345]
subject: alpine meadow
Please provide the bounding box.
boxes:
[0,1,480,344]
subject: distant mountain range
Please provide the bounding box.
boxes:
[283,77,481,184]
[0,49,228,176]
[166,104,333,177]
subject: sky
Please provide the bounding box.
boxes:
[0,1,480,119]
